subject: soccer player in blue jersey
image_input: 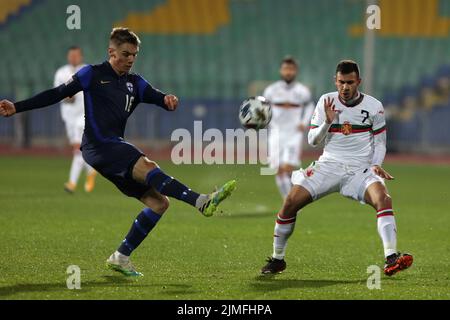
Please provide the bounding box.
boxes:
[0,28,236,277]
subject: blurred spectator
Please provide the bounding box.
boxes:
[385,65,450,122]
[435,65,450,104]
[383,93,402,120]
[399,87,419,121]
[419,77,441,111]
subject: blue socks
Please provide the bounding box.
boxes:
[117,168,202,256]
[145,168,200,207]
[118,208,162,256]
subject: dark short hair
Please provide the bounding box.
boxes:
[109,27,141,47]
[281,56,298,68]
[336,60,360,78]
[68,45,82,52]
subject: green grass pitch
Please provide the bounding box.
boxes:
[0,155,449,300]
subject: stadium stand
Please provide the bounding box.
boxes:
[0,0,32,25]
[386,64,450,151]
[0,0,449,151]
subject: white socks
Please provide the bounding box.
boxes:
[69,151,95,186]
[377,210,397,258]
[271,209,398,261]
[275,174,292,199]
[195,194,210,210]
[272,214,297,260]
[69,151,85,185]
[115,250,129,260]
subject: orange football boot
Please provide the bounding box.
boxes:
[84,171,97,192]
[384,252,413,276]
[64,182,76,194]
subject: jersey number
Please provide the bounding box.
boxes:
[125,94,134,112]
[361,110,369,123]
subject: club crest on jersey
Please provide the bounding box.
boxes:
[341,121,352,135]
[126,82,134,93]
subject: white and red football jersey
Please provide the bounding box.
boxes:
[54,64,85,124]
[263,80,314,136]
[310,91,386,166]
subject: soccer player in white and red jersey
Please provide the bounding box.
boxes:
[261,60,413,276]
[54,46,96,193]
[263,56,314,199]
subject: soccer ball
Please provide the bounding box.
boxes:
[238,96,272,129]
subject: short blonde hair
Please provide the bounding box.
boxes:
[109,27,141,47]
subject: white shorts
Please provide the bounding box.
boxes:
[291,159,385,204]
[64,120,84,145]
[268,132,303,169]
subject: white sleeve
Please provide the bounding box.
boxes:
[54,69,64,88]
[302,102,315,125]
[372,103,387,134]
[372,131,387,166]
[307,95,331,147]
[301,92,315,126]
[263,86,272,103]
[371,104,387,166]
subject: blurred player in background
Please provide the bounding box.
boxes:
[263,56,314,199]
[261,60,413,276]
[54,46,96,193]
[0,28,236,277]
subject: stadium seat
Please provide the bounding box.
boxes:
[1,0,449,146]
[1,0,449,101]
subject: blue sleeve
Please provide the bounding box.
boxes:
[15,74,84,113]
[74,65,93,90]
[15,65,93,113]
[136,75,168,110]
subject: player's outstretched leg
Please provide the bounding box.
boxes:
[261,185,312,275]
[200,180,237,217]
[133,157,236,217]
[365,182,413,276]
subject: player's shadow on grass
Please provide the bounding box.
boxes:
[0,275,193,297]
[250,276,366,291]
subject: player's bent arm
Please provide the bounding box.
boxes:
[308,121,332,147]
[141,84,167,108]
[371,130,387,167]
[371,102,387,167]
[371,131,394,180]
[137,76,170,110]
[307,94,332,147]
